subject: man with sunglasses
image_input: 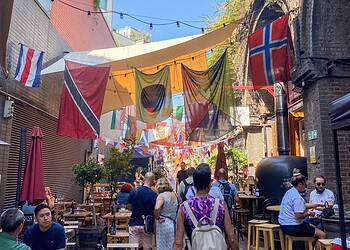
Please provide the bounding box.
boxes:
[308,175,335,229]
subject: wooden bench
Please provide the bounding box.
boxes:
[107,231,130,243]
[107,243,139,249]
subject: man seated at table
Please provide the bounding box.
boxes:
[23,204,66,250]
[278,171,325,239]
[0,208,31,249]
[128,172,157,250]
[307,175,335,229]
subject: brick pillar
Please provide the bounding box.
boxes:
[294,0,350,209]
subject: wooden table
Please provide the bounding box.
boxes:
[238,194,265,216]
[103,212,132,220]
[266,203,315,212]
[64,211,91,221]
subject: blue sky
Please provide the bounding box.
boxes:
[112,0,221,41]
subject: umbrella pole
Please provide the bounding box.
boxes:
[16,128,27,207]
[333,130,347,250]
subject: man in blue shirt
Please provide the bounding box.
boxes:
[23,204,66,250]
[128,172,157,250]
[212,168,238,216]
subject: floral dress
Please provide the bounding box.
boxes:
[181,195,225,237]
[156,192,178,250]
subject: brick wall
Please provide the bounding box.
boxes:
[51,0,116,51]
[0,0,90,209]
[301,0,350,209]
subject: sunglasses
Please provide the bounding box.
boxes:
[316,182,325,186]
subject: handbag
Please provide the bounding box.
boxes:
[143,215,155,234]
[321,201,335,219]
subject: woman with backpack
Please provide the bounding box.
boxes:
[173,163,238,250]
[154,178,179,250]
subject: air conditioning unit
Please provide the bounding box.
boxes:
[3,99,14,118]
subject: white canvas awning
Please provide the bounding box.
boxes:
[41,22,238,75]
[41,21,240,113]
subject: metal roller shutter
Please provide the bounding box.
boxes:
[4,101,90,208]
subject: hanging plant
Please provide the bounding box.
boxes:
[93,0,100,10]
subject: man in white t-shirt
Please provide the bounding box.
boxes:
[279,171,325,239]
[308,175,335,229]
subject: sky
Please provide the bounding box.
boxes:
[112,0,221,41]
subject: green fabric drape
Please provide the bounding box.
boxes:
[182,50,236,142]
[135,66,172,123]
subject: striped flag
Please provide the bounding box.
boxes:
[14,44,44,87]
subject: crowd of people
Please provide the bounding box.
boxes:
[127,162,239,250]
[0,162,338,250]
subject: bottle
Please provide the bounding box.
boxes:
[71,201,75,214]
[255,187,260,197]
[58,211,65,226]
[109,215,116,235]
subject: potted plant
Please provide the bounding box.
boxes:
[73,160,106,226]
[104,137,135,208]
[225,147,248,188]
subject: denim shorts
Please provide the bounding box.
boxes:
[280,222,316,237]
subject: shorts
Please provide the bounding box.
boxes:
[280,222,316,237]
[129,226,154,249]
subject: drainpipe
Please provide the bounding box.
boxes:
[275,82,290,155]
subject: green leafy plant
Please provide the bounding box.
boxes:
[226,147,248,188]
[93,0,100,10]
[104,137,135,206]
[73,160,106,226]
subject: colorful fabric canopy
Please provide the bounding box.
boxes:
[41,21,240,113]
[182,50,235,142]
[135,66,172,123]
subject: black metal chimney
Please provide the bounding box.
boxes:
[274,82,290,155]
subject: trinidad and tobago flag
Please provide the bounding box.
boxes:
[57,61,110,139]
[248,15,293,86]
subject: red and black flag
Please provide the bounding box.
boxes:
[57,61,110,139]
[135,66,172,123]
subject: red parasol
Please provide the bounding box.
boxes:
[20,127,45,205]
[215,142,227,180]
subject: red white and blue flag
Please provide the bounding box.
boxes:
[248,15,293,86]
[14,44,44,87]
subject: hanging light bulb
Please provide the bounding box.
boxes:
[150,23,153,30]
[120,12,124,19]
[87,11,91,16]
[201,28,205,33]
[176,21,180,28]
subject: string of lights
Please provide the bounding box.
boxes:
[55,0,205,31]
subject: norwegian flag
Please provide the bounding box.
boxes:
[248,15,293,86]
[14,44,44,87]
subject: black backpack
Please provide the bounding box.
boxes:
[219,181,234,210]
[181,179,193,201]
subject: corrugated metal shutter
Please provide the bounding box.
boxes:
[4,102,90,208]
